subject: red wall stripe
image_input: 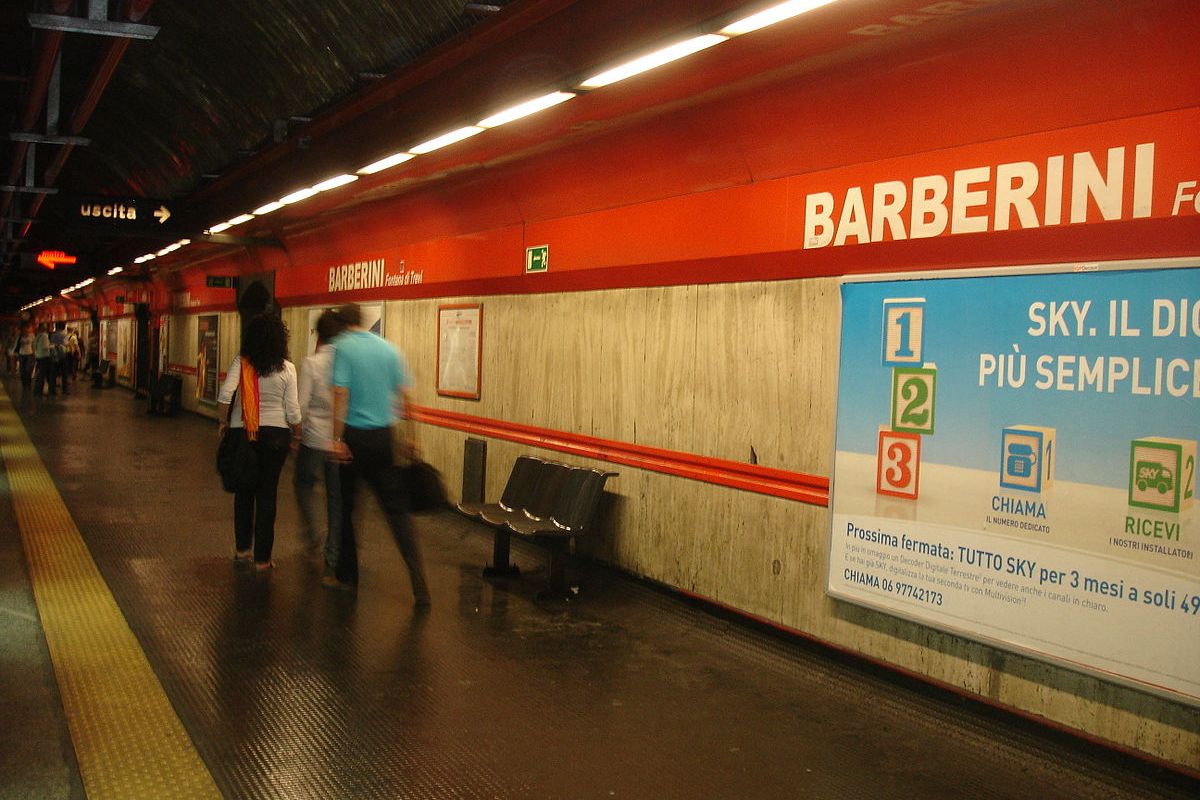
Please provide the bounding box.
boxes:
[410,405,830,506]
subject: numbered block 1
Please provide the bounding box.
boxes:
[876,429,921,500]
[999,425,1057,494]
[1128,437,1196,513]
[891,366,936,435]
[882,298,926,367]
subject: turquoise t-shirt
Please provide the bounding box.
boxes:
[330,330,411,429]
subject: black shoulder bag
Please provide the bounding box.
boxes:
[215,387,259,493]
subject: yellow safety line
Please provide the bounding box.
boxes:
[0,385,222,800]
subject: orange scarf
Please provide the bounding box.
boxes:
[240,359,261,441]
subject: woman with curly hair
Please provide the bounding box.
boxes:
[217,313,302,571]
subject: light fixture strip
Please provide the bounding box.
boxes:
[357,152,415,175]
[253,200,285,216]
[409,126,484,155]
[477,91,576,128]
[720,0,837,36]
[312,174,358,192]
[580,34,727,89]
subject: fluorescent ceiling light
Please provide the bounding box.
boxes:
[108,267,123,275]
[253,200,285,215]
[279,187,319,205]
[580,34,727,89]
[156,244,177,256]
[176,239,191,246]
[208,221,232,233]
[312,173,358,192]
[720,0,837,36]
[226,213,255,227]
[79,278,94,287]
[478,91,576,128]
[357,152,415,175]
[409,126,484,155]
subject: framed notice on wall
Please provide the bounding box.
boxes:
[437,304,482,399]
[196,314,219,405]
[828,259,1200,706]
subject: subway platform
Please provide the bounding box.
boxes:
[1,375,1197,800]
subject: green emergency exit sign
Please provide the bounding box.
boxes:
[525,244,549,273]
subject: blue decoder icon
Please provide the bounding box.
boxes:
[1000,426,1056,493]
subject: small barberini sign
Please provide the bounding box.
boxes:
[327,258,423,292]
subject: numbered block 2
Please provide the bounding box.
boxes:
[891,366,936,435]
[882,298,926,367]
[1129,437,1196,513]
[1000,425,1057,494]
[877,430,921,500]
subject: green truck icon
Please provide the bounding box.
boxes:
[1136,461,1174,494]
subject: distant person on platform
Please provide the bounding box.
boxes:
[17,323,35,389]
[65,327,81,378]
[327,302,430,606]
[49,321,70,395]
[32,323,52,396]
[295,310,347,576]
[216,313,302,572]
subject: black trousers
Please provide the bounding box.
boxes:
[336,426,429,599]
[233,426,291,563]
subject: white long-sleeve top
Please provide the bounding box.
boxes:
[297,344,335,450]
[217,355,302,429]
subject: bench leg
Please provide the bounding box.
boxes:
[535,540,575,601]
[482,529,521,578]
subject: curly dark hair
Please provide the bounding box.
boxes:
[240,313,289,375]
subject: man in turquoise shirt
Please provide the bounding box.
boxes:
[328,303,429,605]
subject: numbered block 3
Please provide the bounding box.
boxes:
[882,298,926,367]
[1000,425,1056,493]
[891,366,936,435]
[1129,437,1196,513]
[877,429,921,500]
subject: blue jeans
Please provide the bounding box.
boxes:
[293,443,342,568]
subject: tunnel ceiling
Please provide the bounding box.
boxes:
[0,0,1103,313]
[0,0,514,310]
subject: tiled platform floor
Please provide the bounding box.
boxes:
[2,373,1197,799]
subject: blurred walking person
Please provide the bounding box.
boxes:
[295,310,346,574]
[327,303,429,606]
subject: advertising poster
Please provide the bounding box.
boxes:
[828,261,1199,705]
[306,303,383,355]
[196,314,219,404]
[103,319,117,361]
[115,318,133,383]
[437,304,482,399]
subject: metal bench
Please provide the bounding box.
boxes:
[457,456,615,598]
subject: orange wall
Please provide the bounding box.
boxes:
[153,0,1199,310]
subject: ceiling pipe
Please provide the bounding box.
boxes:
[0,32,64,220]
[23,0,159,237]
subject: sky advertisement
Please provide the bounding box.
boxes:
[828,260,1199,705]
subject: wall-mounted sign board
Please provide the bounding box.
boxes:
[828,258,1200,707]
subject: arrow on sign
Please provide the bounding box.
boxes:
[36,250,77,269]
[153,205,171,224]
